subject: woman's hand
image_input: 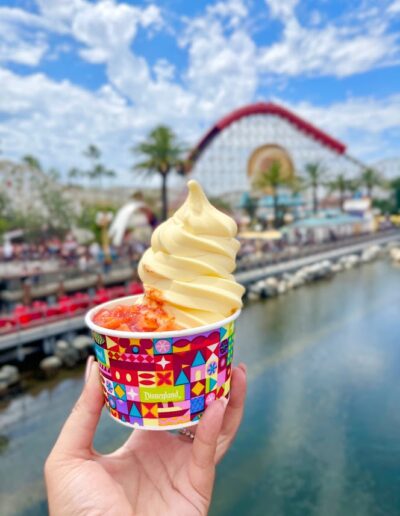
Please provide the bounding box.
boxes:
[45,357,247,516]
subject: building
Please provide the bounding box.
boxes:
[188,102,365,204]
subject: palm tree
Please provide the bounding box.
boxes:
[360,168,384,199]
[83,144,115,188]
[133,126,184,221]
[84,144,101,162]
[22,155,42,171]
[68,167,81,185]
[390,177,400,212]
[290,175,305,199]
[241,193,258,225]
[328,173,351,211]
[304,162,325,214]
[252,161,289,228]
[89,163,116,188]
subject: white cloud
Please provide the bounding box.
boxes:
[71,1,162,63]
[35,0,86,29]
[0,37,47,66]
[264,0,298,20]
[388,0,400,14]
[0,7,50,65]
[260,1,400,77]
[182,22,257,116]
[153,59,175,82]
[207,0,248,27]
[179,0,257,118]
[309,10,323,26]
[287,95,400,135]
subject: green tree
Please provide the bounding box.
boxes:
[84,144,101,162]
[19,156,77,238]
[304,162,325,214]
[84,144,116,188]
[38,182,76,237]
[241,193,258,225]
[328,173,352,211]
[360,168,384,198]
[133,126,184,221]
[68,167,81,184]
[252,161,290,228]
[0,191,12,235]
[0,191,10,217]
[390,177,400,212]
[22,154,42,171]
[290,175,305,202]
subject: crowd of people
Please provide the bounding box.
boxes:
[0,235,148,277]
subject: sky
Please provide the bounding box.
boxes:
[0,0,399,183]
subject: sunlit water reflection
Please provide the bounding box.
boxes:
[0,261,399,516]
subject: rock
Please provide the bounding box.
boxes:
[277,281,287,294]
[319,260,334,278]
[249,281,266,298]
[0,382,8,397]
[55,339,80,368]
[341,254,359,269]
[361,245,381,262]
[331,263,343,273]
[72,335,93,360]
[0,365,20,387]
[264,277,279,297]
[247,291,260,301]
[306,263,321,280]
[293,270,307,285]
[265,277,278,289]
[390,247,400,263]
[39,356,62,379]
[290,274,304,288]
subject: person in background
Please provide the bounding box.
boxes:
[3,239,13,262]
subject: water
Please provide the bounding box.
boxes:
[0,261,399,516]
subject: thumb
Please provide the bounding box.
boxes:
[52,357,104,457]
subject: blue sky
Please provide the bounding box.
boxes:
[0,0,399,181]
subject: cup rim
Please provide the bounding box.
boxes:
[85,294,241,339]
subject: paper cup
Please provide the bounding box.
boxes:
[85,295,240,431]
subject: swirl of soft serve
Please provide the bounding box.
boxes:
[138,180,245,328]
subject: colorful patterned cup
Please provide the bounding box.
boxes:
[85,295,240,430]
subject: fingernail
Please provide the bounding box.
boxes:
[238,363,247,374]
[84,356,94,383]
[219,396,229,408]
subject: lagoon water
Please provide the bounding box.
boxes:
[0,261,399,516]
